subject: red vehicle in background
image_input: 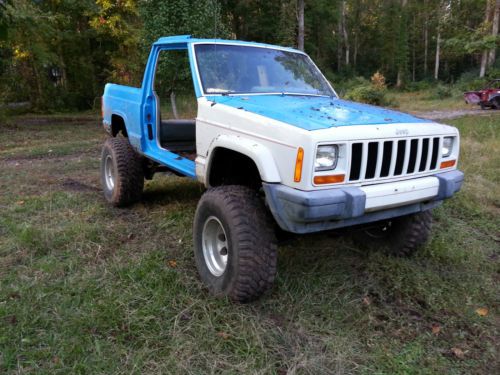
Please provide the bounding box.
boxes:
[464,79,500,109]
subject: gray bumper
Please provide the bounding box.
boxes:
[263,170,464,234]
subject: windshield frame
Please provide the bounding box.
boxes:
[190,42,338,98]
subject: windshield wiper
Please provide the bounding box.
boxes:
[280,92,335,98]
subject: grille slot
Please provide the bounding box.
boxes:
[394,140,406,176]
[348,136,442,183]
[380,141,393,177]
[365,142,378,179]
[419,138,429,172]
[349,143,363,181]
[430,137,439,170]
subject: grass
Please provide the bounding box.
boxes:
[0,111,499,374]
[386,89,470,113]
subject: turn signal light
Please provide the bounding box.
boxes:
[294,147,304,182]
[314,174,345,185]
[440,159,456,169]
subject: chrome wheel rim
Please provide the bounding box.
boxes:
[104,154,115,191]
[202,216,228,277]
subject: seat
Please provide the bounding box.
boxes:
[159,119,196,151]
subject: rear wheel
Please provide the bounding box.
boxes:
[355,210,433,257]
[100,137,144,207]
[193,186,278,302]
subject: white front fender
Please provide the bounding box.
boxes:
[205,134,282,184]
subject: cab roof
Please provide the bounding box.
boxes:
[153,35,302,54]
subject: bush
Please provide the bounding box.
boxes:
[404,80,434,92]
[345,85,389,106]
[333,76,370,96]
[371,71,386,90]
[429,84,453,99]
[456,71,487,92]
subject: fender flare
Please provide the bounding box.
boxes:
[206,134,281,184]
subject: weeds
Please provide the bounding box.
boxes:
[0,112,498,374]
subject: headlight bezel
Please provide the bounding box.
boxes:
[315,144,339,172]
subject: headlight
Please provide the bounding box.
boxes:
[315,145,339,171]
[442,137,454,157]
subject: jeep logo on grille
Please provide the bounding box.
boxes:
[396,128,409,136]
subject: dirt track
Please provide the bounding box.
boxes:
[415,108,500,120]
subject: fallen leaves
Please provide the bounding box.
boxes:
[167,260,177,268]
[450,347,465,359]
[475,307,488,317]
[431,323,441,335]
[217,332,230,340]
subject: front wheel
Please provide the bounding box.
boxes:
[193,186,278,302]
[492,98,500,110]
[355,210,433,257]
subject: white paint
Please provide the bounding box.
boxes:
[196,97,459,192]
[362,177,439,212]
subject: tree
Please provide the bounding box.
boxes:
[140,0,229,92]
[480,0,493,77]
[487,0,500,67]
[297,0,305,51]
[89,0,142,86]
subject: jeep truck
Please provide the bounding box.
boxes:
[100,35,464,302]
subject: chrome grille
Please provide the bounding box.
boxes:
[349,137,441,182]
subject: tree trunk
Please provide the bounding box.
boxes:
[396,0,408,88]
[297,0,305,51]
[337,13,342,71]
[354,31,358,67]
[424,19,428,76]
[341,1,349,66]
[434,30,441,80]
[480,0,493,77]
[487,0,500,67]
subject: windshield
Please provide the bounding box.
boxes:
[194,44,335,96]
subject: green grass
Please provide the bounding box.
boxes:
[386,89,471,113]
[0,113,498,374]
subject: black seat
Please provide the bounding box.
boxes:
[159,119,196,151]
[160,119,195,142]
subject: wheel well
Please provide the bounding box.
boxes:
[208,148,262,189]
[111,114,128,137]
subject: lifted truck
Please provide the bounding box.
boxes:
[101,35,464,302]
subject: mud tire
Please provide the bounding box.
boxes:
[355,210,433,257]
[193,186,278,302]
[100,137,144,207]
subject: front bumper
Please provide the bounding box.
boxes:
[263,170,464,234]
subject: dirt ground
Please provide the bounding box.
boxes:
[415,108,500,120]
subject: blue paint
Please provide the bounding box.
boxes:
[103,35,430,180]
[207,95,430,130]
[154,35,302,55]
